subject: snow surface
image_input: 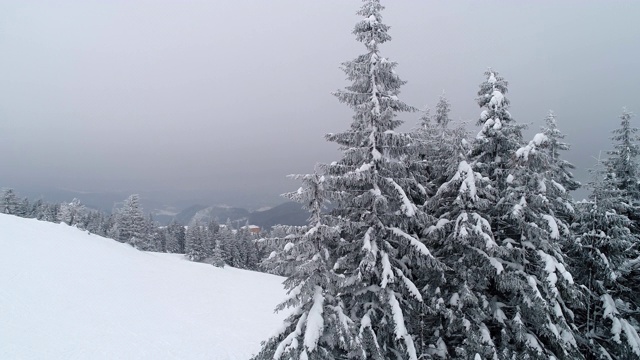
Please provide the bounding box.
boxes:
[0,214,287,360]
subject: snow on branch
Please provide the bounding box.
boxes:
[303,286,325,353]
[384,177,416,217]
[390,227,433,258]
[388,289,418,360]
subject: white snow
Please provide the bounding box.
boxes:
[489,91,504,109]
[380,251,395,288]
[395,268,423,302]
[284,241,295,252]
[388,289,418,360]
[303,286,325,352]
[0,214,287,360]
[426,218,450,234]
[385,177,416,217]
[390,227,433,258]
[506,174,514,184]
[542,214,560,239]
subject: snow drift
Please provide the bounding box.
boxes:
[0,214,286,359]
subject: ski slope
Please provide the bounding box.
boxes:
[0,214,287,359]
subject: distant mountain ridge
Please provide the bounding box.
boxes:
[168,202,308,230]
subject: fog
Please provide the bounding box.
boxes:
[1,0,639,207]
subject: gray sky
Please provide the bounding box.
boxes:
[1,0,639,205]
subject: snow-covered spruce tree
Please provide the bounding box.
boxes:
[166,220,186,253]
[422,150,503,359]
[58,198,87,227]
[422,71,583,359]
[569,163,640,359]
[145,214,162,252]
[210,240,225,268]
[1,188,20,215]
[473,70,526,188]
[260,223,308,276]
[411,94,470,193]
[185,221,206,262]
[253,173,361,360]
[603,109,640,226]
[115,194,148,248]
[539,111,580,225]
[323,1,440,358]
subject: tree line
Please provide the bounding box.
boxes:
[0,191,263,270]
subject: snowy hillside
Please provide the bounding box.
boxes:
[0,214,287,359]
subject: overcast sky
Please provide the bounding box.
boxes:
[1,0,639,205]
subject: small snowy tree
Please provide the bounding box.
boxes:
[411,94,470,192]
[166,220,186,253]
[1,188,20,215]
[253,173,361,360]
[185,222,206,262]
[210,240,225,268]
[115,194,148,248]
[58,198,87,227]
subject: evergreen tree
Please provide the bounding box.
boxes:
[115,194,148,248]
[603,109,640,226]
[1,188,20,215]
[16,197,30,217]
[211,240,226,268]
[260,224,308,276]
[143,214,161,252]
[473,70,526,188]
[424,72,584,359]
[540,111,580,224]
[253,173,361,360]
[84,210,106,235]
[58,198,87,227]
[412,94,470,192]
[185,222,206,262]
[569,163,640,359]
[166,220,186,253]
[218,221,237,266]
[424,155,502,359]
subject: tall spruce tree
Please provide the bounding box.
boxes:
[569,163,640,359]
[603,109,640,227]
[323,1,439,358]
[424,72,583,359]
[256,2,439,359]
[539,111,580,225]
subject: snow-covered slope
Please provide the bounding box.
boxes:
[0,214,286,359]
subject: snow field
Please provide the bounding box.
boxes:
[0,214,287,359]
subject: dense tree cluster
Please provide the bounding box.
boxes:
[2,1,639,358]
[253,1,640,359]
